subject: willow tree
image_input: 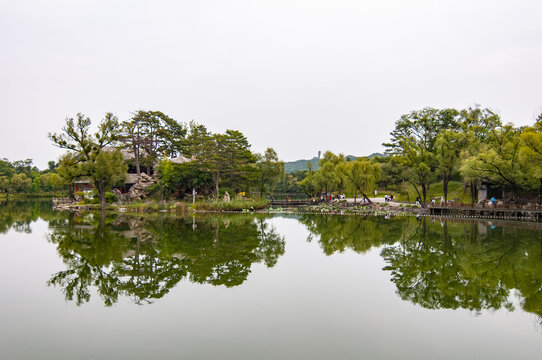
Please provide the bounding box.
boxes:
[461,125,527,202]
[384,108,459,206]
[435,130,467,203]
[458,106,502,203]
[520,115,542,194]
[344,158,380,203]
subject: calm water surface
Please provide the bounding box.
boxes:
[1,201,542,359]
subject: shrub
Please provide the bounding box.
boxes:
[105,191,117,203]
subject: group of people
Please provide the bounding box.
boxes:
[318,193,346,202]
[384,194,394,202]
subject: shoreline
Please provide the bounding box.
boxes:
[50,199,542,223]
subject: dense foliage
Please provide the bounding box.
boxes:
[383,106,542,205]
[4,105,542,207]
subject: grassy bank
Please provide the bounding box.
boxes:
[382,181,472,204]
[56,197,271,214]
[193,199,270,211]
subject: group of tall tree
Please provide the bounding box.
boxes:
[49,111,285,209]
[154,121,284,200]
[299,151,381,202]
[0,158,62,198]
[383,106,542,206]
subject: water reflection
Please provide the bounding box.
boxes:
[302,214,542,320]
[299,214,406,254]
[46,212,285,305]
[0,200,59,234]
[2,201,542,319]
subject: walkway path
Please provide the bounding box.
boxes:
[345,197,411,207]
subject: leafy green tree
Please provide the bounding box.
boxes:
[56,153,84,200]
[125,110,187,175]
[298,170,322,198]
[49,112,123,210]
[0,159,15,178]
[12,159,37,177]
[87,151,126,209]
[187,123,257,198]
[0,176,10,198]
[435,130,467,203]
[255,148,284,197]
[219,130,259,193]
[520,117,542,194]
[275,171,305,194]
[343,158,380,203]
[319,151,348,195]
[47,160,58,172]
[384,108,460,206]
[156,159,176,202]
[31,176,41,193]
[458,106,502,203]
[169,163,213,198]
[461,125,527,201]
[38,172,62,192]
[9,173,32,194]
[120,116,145,175]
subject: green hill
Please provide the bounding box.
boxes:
[284,157,320,173]
[284,153,384,173]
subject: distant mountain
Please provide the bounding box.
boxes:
[284,157,320,173]
[367,152,385,159]
[284,153,385,173]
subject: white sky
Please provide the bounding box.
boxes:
[1,0,541,169]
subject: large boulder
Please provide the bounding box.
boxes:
[127,173,155,201]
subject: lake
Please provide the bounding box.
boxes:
[1,200,542,359]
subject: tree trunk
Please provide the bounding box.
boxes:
[215,170,220,200]
[98,210,106,236]
[422,185,427,208]
[443,174,449,204]
[69,183,76,201]
[98,183,106,211]
[411,183,421,205]
[133,144,140,176]
[470,180,477,205]
[362,193,372,204]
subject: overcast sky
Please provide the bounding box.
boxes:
[1,0,541,169]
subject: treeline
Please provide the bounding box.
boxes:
[294,106,542,206]
[5,105,542,207]
[0,158,63,198]
[48,111,285,209]
[384,106,542,205]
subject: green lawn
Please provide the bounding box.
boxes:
[381,181,473,204]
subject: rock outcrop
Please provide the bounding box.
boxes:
[127,173,155,201]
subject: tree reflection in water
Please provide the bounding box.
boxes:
[3,201,542,317]
[302,214,542,320]
[0,200,60,234]
[46,212,285,306]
